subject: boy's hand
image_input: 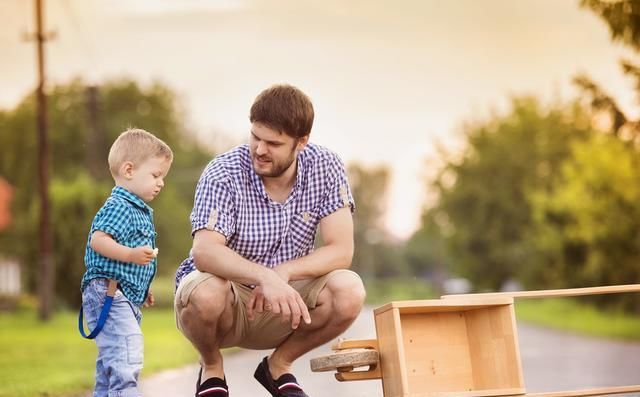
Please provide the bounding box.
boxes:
[143,290,155,307]
[128,246,155,265]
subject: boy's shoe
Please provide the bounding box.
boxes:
[253,356,309,397]
[195,366,229,397]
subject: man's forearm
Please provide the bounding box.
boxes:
[192,243,270,285]
[277,242,353,282]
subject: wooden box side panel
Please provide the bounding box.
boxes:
[465,305,524,390]
[401,312,475,393]
[376,308,409,397]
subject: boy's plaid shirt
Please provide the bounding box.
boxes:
[175,143,354,289]
[82,186,157,306]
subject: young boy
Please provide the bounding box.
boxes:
[80,128,173,397]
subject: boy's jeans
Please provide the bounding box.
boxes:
[82,278,143,397]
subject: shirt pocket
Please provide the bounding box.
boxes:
[131,227,156,247]
[288,210,320,254]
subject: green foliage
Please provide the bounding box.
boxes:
[363,277,436,305]
[424,97,595,290]
[347,164,408,278]
[404,210,449,292]
[416,95,640,311]
[0,78,213,307]
[530,134,640,309]
[50,173,109,307]
[0,308,198,397]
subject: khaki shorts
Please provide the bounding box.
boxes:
[174,269,360,350]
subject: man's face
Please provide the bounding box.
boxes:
[250,122,306,178]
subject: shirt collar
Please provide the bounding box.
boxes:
[111,186,153,213]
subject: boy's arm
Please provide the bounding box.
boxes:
[143,289,154,307]
[90,230,155,265]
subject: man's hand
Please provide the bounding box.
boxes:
[247,270,311,329]
[128,245,155,265]
[143,290,155,307]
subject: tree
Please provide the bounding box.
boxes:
[582,0,640,51]
[577,1,640,143]
[529,133,640,310]
[404,209,450,293]
[347,163,406,278]
[423,97,595,291]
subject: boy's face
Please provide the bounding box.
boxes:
[120,156,172,202]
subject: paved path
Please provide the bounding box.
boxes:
[140,308,640,396]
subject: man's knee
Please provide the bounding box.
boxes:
[180,275,233,325]
[325,272,366,320]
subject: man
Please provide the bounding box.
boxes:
[174,84,366,397]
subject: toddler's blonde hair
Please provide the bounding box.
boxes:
[108,128,173,178]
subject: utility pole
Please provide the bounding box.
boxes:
[32,0,55,321]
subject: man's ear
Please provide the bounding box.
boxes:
[296,135,309,151]
[120,161,135,179]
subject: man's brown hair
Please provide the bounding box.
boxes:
[249,84,314,139]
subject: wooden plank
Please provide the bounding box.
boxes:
[374,297,514,315]
[335,364,382,382]
[525,385,640,397]
[442,284,640,300]
[401,311,475,392]
[465,305,524,390]
[331,338,378,351]
[376,307,409,397]
[310,349,379,372]
[405,388,525,397]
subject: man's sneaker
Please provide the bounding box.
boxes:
[195,366,229,397]
[253,356,309,397]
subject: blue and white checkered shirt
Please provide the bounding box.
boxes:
[175,142,354,288]
[81,186,157,306]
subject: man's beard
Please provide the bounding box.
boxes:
[253,147,297,177]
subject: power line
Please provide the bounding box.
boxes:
[60,0,98,69]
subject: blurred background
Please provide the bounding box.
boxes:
[1,1,640,396]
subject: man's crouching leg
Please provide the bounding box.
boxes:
[175,271,235,384]
[269,269,366,380]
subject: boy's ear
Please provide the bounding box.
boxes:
[120,161,135,179]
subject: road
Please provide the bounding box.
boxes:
[137,306,640,396]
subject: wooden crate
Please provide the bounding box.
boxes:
[374,296,525,397]
[311,284,640,397]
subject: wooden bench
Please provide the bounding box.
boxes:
[310,284,640,397]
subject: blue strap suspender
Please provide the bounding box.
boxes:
[78,279,118,339]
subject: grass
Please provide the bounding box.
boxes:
[0,308,198,397]
[515,298,640,341]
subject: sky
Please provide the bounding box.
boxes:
[0,0,637,239]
